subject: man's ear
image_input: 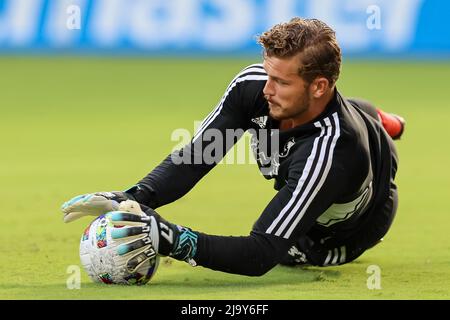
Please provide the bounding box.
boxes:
[310,77,330,98]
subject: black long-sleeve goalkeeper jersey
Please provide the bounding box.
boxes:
[131,64,398,275]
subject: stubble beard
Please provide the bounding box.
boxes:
[268,92,311,121]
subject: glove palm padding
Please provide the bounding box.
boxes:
[61,191,133,223]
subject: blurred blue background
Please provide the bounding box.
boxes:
[0,0,448,57]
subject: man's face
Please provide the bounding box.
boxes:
[262,54,311,121]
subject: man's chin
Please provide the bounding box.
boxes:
[269,108,284,120]
[269,112,281,120]
[268,104,283,119]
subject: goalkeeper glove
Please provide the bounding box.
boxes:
[61,187,138,223]
[110,201,198,266]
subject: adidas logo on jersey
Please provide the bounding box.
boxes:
[251,116,268,129]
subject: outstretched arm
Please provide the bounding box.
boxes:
[129,65,268,209]
[61,64,268,222]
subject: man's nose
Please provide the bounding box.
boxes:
[263,79,275,97]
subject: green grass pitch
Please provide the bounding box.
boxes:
[0,57,449,299]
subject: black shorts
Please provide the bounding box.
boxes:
[287,184,398,267]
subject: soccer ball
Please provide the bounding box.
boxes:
[79,212,159,285]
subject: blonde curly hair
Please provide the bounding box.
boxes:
[258,17,341,86]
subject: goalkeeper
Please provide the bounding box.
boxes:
[62,18,404,275]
